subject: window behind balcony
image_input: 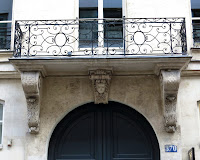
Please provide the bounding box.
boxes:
[0,0,13,50]
[103,0,123,47]
[79,0,123,49]
[0,13,11,50]
[191,0,200,47]
[79,0,98,48]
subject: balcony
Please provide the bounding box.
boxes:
[14,18,188,57]
[10,18,191,76]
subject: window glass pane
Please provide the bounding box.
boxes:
[79,20,98,48]
[0,14,8,21]
[79,0,98,48]
[79,9,98,18]
[103,0,122,18]
[192,10,200,44]
[193,20,200,42]
[0,124,2,144]
[103,0,122,8]
[192,9,200,17]
[191,0,200,9]
[0,14,10,49]
[80,0,98,8]
[0,104,3,120]
[104,20,123,47]
[103,0,123,47]
[104,8,122,18]
[79,0,98,18]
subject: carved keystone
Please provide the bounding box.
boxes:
[89,69,112,104]
[160,70,180,133]
[21,72,42,134]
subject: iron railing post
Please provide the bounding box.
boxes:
[106,20,108,55]
[28,24,30,57]
[169,23,173,55]
[14,21,22,57]
[123,16,126,56]
[91,20,94,55]
[182,18,187,54]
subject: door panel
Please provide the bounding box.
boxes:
[112,112,152,159]
[56,113,96,159]
[48,102,160,160]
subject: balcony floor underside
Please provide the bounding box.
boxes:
[9,56,191,76]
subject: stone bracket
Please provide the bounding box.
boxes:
[160,70,181,133]
[89,69,112,104]
[21,71,42,134]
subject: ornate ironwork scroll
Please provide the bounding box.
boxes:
[160,70,180,133]
[125,18,187,55]
[14,18,187,57]
[89,69,112,104]
[14,22,22,57]
[180,19,187,54]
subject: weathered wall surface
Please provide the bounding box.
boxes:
[0,74,199,159]
[179,77,200,160]
[0,0,198,160]
[0,79,26,160]
[24,76,181,160]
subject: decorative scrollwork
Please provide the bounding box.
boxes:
[14,22,23,57]
[14,18,187,57]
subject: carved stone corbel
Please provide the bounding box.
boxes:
[21,71,42,134]
[160,70,180,133]
[89,69,112,104]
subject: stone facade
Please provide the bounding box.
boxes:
[1,69,200,160]
[0,0,200,160]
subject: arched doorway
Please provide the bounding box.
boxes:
[48,102,160,160]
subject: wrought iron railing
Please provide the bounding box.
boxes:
[192,17,200,48]
[14,18,187,57]
[0,21,11,50]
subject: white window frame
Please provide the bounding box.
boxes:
[0,100,4,149]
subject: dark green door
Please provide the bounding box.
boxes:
[48,102,160,160]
